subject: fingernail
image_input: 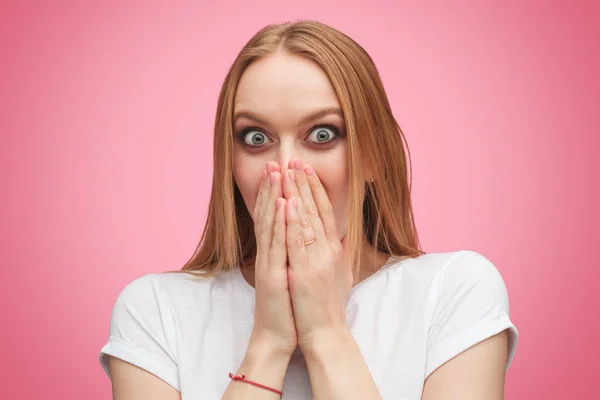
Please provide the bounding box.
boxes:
[287,169,295,183]
[303,164,314,175]
[294,158,303,171]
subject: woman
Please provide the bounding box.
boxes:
[100,20,518,399]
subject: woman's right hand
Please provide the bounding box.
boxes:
[249,161,297,356]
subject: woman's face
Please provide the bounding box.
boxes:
[232,52,350,240]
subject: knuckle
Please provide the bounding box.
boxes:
[256,205,266,221]
[286,238,295,250]
[254,217,261,232]
[322,202,334,215]
[311,178,323,190]
[300,216,311,229]
[252,207,260,221]
[294,236,305,249]
[257,219,269,235]
[307,202,319,217]
[271,235,283,248]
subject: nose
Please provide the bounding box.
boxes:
[279,156,291,174]
[277,142,296,174]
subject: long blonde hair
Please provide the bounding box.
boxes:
[176,20,424,279]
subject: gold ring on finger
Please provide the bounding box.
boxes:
[304,237,316,246]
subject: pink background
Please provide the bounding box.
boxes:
[1,1,598,399]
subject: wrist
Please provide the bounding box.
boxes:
[241,343,292,376]
[247,333,296,361]
[230,338,292,397]
[299,327,355,359]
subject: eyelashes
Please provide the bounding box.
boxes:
[235,124,344,149]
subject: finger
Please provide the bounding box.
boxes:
[283,167,301,203]
[286,195,308,270]
[292,195,316,246]
[258,170,282,257]
[272,162,284,209]
[272,161,281,173]
[269,197,287,270]
[257,162,273,223]
[291,158,326,243]
[252,168,268,221]
[272,164,284,202]
[257,162,281,223]
[302,163,339,242]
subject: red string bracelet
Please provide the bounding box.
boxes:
[228,372,283,397]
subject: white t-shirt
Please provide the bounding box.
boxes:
[99,250,518,399]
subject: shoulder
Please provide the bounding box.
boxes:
[100,269,239,388]
[395,250,511,319]
[110,271,234,308]
[437,250,503,280]
[351,250,501,310]
[385,250,505,290]
[111,272,196,305]
[424,250,510,307]
[107,269,238,329]
[417,250,518,377]
[105,273,186,335]
[109,273,161,316]
[399,249,495,270]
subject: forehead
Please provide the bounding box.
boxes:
[234,53,340,119]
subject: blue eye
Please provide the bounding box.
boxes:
[238,129,272,147]
[308,126,339,144]
[236,124,342,148]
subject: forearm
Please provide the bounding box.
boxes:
[221,340,291,399]
[302,329,383,400]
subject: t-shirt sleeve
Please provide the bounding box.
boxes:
[424,250,519,379]
[99,274,180,391]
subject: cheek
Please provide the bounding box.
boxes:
[311,153,349,234]
[233,157,264,217]
[328,172,350,233]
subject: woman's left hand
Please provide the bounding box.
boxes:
[282,157,354,352]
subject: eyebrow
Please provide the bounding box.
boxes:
[233,106,344,127]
